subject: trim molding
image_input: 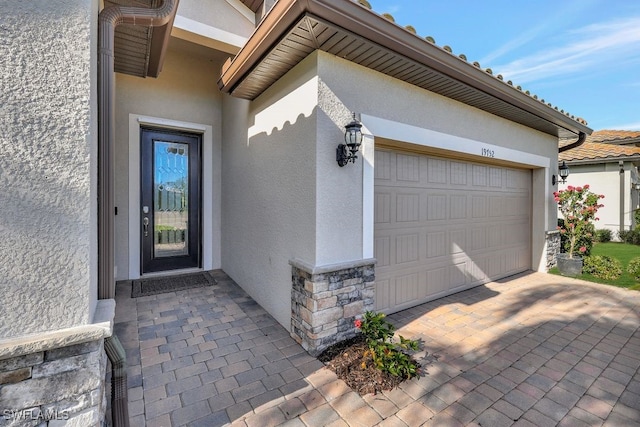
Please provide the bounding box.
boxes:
[127,114,216,279]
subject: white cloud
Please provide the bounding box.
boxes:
[608,121,640,131]
[494,17,640,84]
[481,0,598,64]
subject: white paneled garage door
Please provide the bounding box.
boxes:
[374,148,531,314]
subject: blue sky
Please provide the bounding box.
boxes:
[368,1,640,131]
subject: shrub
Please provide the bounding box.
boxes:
[583,255,622,281]
[554,185,604,258]
[618,229,640,245]
[594,229,612,243]
[628,257,640,282]
[355,311,420,379]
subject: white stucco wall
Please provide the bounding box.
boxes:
[0,0,98,338]
[114,41,223,279]
[316,51,558,272]
[558,162,638,238]
[221,54,319,329]
[222,50,560,330]
[173,0,254,54]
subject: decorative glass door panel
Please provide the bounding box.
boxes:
[141,128,201,273]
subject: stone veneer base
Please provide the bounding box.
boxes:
[545,229,561,270]
[0,300,114,426]
[290,258,375,356]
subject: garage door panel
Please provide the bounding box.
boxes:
[427,194,447,220]
[427,157,448,183]
[374,236,391,267]
[426,231,447,258]
[396,233,420,264]
[396,153,420,182]
[396,193,420,222]
[449,229,467,254]
[394,272,419,306]
[374,192,391,224]
[375,148,531,314]
[450,161,467,185]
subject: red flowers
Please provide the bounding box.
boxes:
[354,319,362,329]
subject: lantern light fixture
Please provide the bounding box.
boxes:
[558,161,570,184]
[336,113,363,167]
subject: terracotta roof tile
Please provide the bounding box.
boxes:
[586,129,640,143]
[559,141,640,162]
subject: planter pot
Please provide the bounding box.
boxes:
[557,253,583,276]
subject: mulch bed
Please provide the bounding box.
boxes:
[317,335,421,395]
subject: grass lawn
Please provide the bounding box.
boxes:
[549,242,640,290]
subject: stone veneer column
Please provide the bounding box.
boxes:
[0,300,114,426]
[546,230,561,270]
[290,259,375,356]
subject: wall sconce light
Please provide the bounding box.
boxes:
[337,113,363,167]
[554,161,569,184]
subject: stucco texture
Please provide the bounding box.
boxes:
[114,41,224,279]
[221,54,319,330]
[177,0,255,39]
[316,51,559,271]
[222,50,561,329]
[0,0,97,338]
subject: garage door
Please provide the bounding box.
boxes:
[374,148,531,314]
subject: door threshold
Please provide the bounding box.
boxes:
[140,267,203,279]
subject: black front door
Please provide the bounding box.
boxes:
[141,128,201,273]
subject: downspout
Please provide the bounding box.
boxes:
[620,161,625,234]
[559,131,587,153]
[98,1,179,426]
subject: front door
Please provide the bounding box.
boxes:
[141,128,201,273]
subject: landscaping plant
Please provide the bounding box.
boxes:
[583,255,622,281]
[594,229,612,243]
[555,185,604,258]
[628,257,640,282]
[354,311,420,379]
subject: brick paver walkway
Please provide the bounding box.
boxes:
[114,271,640,426]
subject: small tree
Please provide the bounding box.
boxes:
[555,185,604,258]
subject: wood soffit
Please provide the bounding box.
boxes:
[219,0,593,139]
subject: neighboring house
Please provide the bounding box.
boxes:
[1,0,592,424]
[559,131,640,238]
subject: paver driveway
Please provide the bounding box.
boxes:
[114,271,640,426]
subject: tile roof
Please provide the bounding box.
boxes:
[559,141,640,162]
[586,130,640,143]
[219,0,591,137]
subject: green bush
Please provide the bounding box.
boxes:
[628,257,640,281]
[618,229,640,245]
[355,312,420,379]
[583,255,623,281]
[594,229,612,243]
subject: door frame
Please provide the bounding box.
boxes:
[128,114,219,278]
[140,127,201,273]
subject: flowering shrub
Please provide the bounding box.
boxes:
[354,311,420,379]
[554,185,604,258]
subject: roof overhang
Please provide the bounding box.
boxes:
[219,0,592,138]
[105,0,178,77]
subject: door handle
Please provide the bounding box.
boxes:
[143,217,149,237]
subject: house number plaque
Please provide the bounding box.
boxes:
[481,148,495,158]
